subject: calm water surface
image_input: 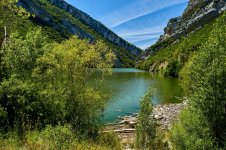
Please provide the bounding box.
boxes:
[101,68,183,123]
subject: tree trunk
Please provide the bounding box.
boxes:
[4,26,7,43]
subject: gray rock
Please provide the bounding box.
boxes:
[159,0,226,42]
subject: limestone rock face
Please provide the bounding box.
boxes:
[139,0,225,62]
[159,0,226,41]
[18,0,141,56]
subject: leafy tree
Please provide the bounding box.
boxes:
[180,13,226,146]
[33,36,115,135]
[0,0,28,45]
[0,28,57,132]
[0,0,30,81]
[135,89,157,149]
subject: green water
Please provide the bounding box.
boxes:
[102,68,183,123]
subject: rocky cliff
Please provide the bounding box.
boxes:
[137,0,226,76]
[139,0,226,61]
[17,0,141,56]
[49,0,141,55]
[160,0,226,41]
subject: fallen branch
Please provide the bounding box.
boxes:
[103,129,135,133]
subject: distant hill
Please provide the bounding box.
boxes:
[17,0,142,67]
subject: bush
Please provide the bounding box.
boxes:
[170,108,216,150]
[0,126,112,150]
[0,132,22,149]
[25,125,76,150]
[0,105,7,131]
[97,131,122,150]
[164,59,182,77]
[135,89,156,149]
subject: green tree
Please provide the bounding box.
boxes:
[0,28,115,137]
[180,13,226,146]
[135,89,157,149]
[0,28,57,132]
[164,59,182,77]
[33,36,115,136]
[0,0,28,45]
[0,0,29,81]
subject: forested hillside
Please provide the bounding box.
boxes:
[137,0,226,77]
[16,0,141,67]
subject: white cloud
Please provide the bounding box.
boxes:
[100,0,188,28]
[117,26,165,37]
[108,1,188,49]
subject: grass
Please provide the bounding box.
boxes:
[0,125,121,150]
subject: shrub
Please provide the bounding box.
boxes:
[170,108,216,150]
[0,131,22,149]
[25,125,76,150]
[0,126,112,150]
[97,131,122,150]
[135,89,158,149]
[164,59,182,77]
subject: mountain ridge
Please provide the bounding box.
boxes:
[137,0,226,76]
[17,0,142,67]
[160,0,226,41]
[48,0,141,55]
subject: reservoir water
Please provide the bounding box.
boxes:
[102,68,183,123]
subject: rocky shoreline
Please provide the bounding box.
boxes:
[103,101,187,144]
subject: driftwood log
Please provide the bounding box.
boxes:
[103,129,135,133]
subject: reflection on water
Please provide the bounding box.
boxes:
[99,68,183,123]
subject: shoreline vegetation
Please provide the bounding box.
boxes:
[103,101,187,145]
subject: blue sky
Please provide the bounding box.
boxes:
[65,0,188,49]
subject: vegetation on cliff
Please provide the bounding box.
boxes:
[136,12,225,77]
[18,0,141,67]
[170,11,226,149]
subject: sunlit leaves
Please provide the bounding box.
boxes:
[180,13,226,146]
[34,36,115,134]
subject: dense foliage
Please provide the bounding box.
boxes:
[0,1,120,148]
[135,89,167,150]
[135,89,156,149]
[170,12,226,148]
[0,125,115,150]
[0,29,115,135]
[170,109,215,150]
